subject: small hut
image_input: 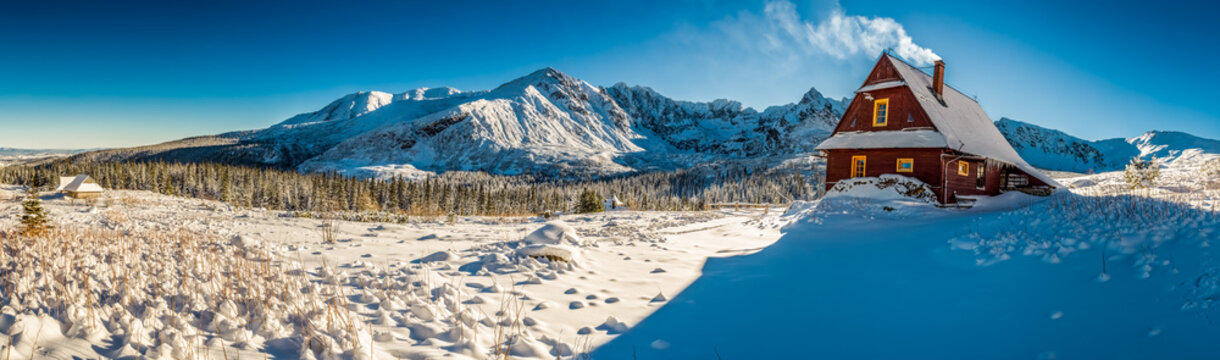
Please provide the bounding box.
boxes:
[602,196,626,211]
[55,175,104,200]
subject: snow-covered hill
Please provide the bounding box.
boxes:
[996,118,1220,173]
[298,69,640,178]
[0,147,90,157]
[74,68,847,179]
[291,69,847,178]
[0,148,92,168]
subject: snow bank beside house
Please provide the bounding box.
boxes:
[804,174,940,218]
[596,174,1220,359]
[824,174,937,203]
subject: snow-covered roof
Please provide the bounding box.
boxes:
[881,54,1060,187]
[816,129,947,150]
[855,80,905,93]
[55,175,104,193]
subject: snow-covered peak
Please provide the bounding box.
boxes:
[276,91,396,127]
[995,118,1135,173]
[996,118,1219,173]
[397,87,465,101]
[1127,130,1220,166]
[798,87,827,105]
[492,67,587,95]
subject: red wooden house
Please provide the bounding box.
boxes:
[816,53,1057,204]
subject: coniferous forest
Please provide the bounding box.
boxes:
[0,160,816,217]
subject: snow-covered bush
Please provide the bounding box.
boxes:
[1202,158,1220,189]
[1124,156,1161,190]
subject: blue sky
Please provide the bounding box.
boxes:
[0,0,1216,149]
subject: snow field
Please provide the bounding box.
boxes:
[594,166,1220,359]
[0,185,782,359]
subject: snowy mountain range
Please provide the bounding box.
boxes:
[0,148,93,168]
[995,118,1220,173]
[67,68,1217,179]
[0,148,90,157]
[74,68,847,179]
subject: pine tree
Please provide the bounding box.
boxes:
[576,188,604,213]
[20,186,51,237]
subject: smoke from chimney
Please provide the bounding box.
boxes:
[933,60,945,96]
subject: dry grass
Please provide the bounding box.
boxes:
[116,193,153,207]
[0,222,346,359]
[319,221,338,244]
[491,280,527,359]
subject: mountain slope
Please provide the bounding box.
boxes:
[70,68,847,179]
[299,68,641,177]
[605,84,847,157]
[995,118,1219,173]
[1127,130,1220,167]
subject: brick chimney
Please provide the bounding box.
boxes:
[932,60,945,96]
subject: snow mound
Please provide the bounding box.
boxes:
[523,221,585,246]
[415,250,460,263]
[790,175,941,221]
[825,174,937,203]
[597,316,630,334]
[516,244,581,263]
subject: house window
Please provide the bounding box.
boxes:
[872,98,889,126]
[958,161,969,176]
[976,162,986,189]
[851,155,867,178]
[896,158,914,172]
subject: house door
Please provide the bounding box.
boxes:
[976,161,986,190]
[851,155,866,177]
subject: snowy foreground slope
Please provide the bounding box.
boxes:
[0,186,783,359]
[996,118,1220,173]
[3,161,1219,359]
[595,173,1220,359]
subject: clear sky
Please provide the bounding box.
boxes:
[1,0,1216,149]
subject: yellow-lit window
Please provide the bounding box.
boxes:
[872,98,889,126]
[896,158,913,172]
[851,155,867,178]
[958,161,969,176]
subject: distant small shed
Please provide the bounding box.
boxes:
[603,196,626,211]
[55,175,104,199]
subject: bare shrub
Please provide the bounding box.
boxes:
[320,221,338,244]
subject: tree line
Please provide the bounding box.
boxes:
[0,160,815,216]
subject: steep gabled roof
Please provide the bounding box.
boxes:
[55,175,104,193]
[884,54,1059,187]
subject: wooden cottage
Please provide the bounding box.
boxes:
[816,53,1057,204]
[54,175,104,199]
